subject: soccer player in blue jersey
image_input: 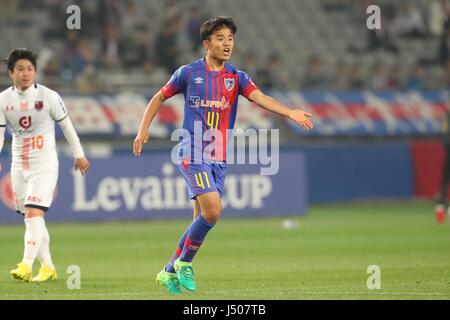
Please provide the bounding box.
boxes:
[133,16,313,294]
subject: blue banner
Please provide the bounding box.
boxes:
[297,143,414,203]
[0,151,307,223]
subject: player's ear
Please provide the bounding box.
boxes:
[202,39,210,51]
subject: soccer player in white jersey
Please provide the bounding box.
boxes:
[0,49,90,282]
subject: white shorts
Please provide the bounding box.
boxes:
[11,166,58,214]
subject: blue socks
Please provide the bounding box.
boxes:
[164,214,214,273]
[165,228,189,273]
[180,214,214,263]
[165,214,214,273]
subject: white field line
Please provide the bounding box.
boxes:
[0,290,449,298]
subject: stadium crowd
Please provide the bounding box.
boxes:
[0,0,449,93]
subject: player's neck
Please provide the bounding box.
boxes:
[205,56,225,71]
[14,83,34,93]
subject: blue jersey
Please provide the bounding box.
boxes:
[160,58,258,163]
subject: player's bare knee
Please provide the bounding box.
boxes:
[204,204,222,224]
[24,207,45,219]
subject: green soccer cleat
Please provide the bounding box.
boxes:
[156,269,182,294]
[174,259,196,291]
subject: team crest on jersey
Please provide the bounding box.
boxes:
[34,101,43,111]
[224,77,235,91]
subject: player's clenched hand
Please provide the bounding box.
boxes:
[288,109,313,130]
[133,131,149,157]
[75,158,90,176]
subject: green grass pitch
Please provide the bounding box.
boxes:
[0,200,449,300]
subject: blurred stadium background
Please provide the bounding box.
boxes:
[1,0,450,299]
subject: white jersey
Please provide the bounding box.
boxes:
[0,84,68,171]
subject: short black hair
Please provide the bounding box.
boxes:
[200,16,237,41]
[4,49,38,72]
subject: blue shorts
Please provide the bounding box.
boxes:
[178,161,227,199]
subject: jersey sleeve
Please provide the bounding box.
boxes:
[48,90,69,122]
[0,92,6,127]
[238,70,258,99]
[0,106,6,127]
[0,126,5,154]
[160,66,187,99]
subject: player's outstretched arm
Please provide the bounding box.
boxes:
[133,91,167,157]
[248,90,313,130]
[58,116,90,176]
